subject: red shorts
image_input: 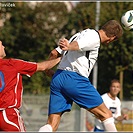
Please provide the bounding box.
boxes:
[0,108,26,131]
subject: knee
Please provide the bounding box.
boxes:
[100,109,113,121]
[89,103,113,121]
[105,109,112,118]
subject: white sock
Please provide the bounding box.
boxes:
[38,124,52,132]
[103,117,117,132]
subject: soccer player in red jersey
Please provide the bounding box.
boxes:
[0,41,60,131]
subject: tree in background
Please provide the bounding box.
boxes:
[0,2,69,94]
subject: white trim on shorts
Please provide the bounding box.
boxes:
[2,108,25,131]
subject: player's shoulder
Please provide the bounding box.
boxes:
[81,28,96,34]
[78,29,99,41]
[102,93,112,101]
[101,93,108,97]
[0,58,15,64]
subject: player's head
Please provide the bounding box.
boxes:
[100,20,123,44]
[109,79,121,97]
[0,41,6,59]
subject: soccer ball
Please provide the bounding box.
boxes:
[121,10,133,31]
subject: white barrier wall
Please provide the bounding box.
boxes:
[21,95,133,132]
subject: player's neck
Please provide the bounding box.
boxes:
[107,92,115,100]
[98,30,108,43]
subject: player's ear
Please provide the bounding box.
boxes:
[113,35,118,41]
[110,36,117,42]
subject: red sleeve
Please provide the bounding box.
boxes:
[9,58,37,77]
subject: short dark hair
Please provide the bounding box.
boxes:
[110,79,120,86]
[101,20,123,40]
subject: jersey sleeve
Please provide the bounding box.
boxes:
[76,29,100,51]
[9,58,37,77]
[68,32,80,43]
[56,33,81,55]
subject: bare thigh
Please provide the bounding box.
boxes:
[88,103,112,121]
[47,113,62,131]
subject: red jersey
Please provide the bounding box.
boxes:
[0,58,37,110]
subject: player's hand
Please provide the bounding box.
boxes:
[58,38,69,51]
[45,69,55,77]
[123,114,128,120]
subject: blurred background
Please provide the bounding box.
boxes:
[0,1,133,132]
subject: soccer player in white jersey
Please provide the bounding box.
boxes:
[39,20,123,132]
[94,79,128,132]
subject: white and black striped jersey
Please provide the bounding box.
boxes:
[56,28,101,78]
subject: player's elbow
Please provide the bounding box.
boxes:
[36,63,46,71]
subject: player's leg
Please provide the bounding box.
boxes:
[1,108,26,131]
[39,70,73,132]
[64,73,117,132]
[39,113,62,132]
[88,103,117,131]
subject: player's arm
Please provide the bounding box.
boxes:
[36,57,61,72]
[115,114,128,121]
[59,38,79,51]
[48,48,62,60]
[114,104,128,121]
[44,48,62,77]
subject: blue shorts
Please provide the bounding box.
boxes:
[48,70,103,115]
